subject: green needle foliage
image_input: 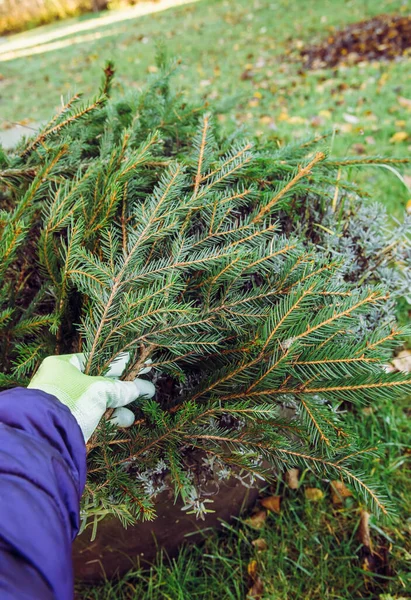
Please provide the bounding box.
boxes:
[1,55,410,530]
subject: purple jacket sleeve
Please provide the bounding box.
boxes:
[0,387,86,600]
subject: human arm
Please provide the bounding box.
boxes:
[0,387,86,600]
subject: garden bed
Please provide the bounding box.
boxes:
[74,476,259,581]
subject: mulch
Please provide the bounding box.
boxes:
[301,14,411,69]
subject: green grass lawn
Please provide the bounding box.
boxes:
[1,0,410,597]
[1,0,411,217]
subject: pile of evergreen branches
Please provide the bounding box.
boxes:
[1,55,410,531]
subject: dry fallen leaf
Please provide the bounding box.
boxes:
[241,69,254,81]
[331,480,353,504]
[260,495,281,513]
[310,115,325,128]
[285,468,300,489]
[358,510,373,571]
[392,349,411,373]
[343,113,359,124]
[252,538,268,552]
[287,115,306,125]
[246,509,268,529]
[278,111,289,122]
[147,65,158,73]
[398,96,411,110]
[359,510,372,550]
[247,559,264,599]
[259,115,272,125]
[406,199,411,215]
[319,109,332,119]
[352,143,366,154]
[305,487,324,501]
[247,577,264,599]
[390,131,408,143]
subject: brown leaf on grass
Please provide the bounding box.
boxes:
[331,480,353,505]
[252,538,268,552]
[352,143,366,154]
[246,509,267,529]
[359,510,372,549]
[304,487,324,501]
[247,577,264,599]
[358,510,393,576]
[260,495,281,513]
[359,510,374,571]
[241,69,254,81]
[285,468,300,489]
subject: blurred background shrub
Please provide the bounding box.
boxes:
[0,0,150,35]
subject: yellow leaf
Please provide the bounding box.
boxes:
[395,120,406,127]
[259,116,272,125]
[377,73,388,88]
[147,65,158,73]
[390,131,408,143]
[254,91,263,99]
[260,495,281,513]
[278,111,289,122]
[305,487,324,501]
[406,199,411,215]
[247,559,258,578]
[319,109,332,119]
[287,116,306,125]
[249,99,259,108]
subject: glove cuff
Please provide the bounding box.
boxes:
[28,383,76,413]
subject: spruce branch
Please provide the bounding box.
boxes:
[2,66,409,528]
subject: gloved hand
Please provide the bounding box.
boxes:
[28,354,155,441]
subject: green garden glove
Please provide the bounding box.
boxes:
[28,353,155,442]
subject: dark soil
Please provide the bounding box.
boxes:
[301,14,411,69]
[73,476,260,583]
